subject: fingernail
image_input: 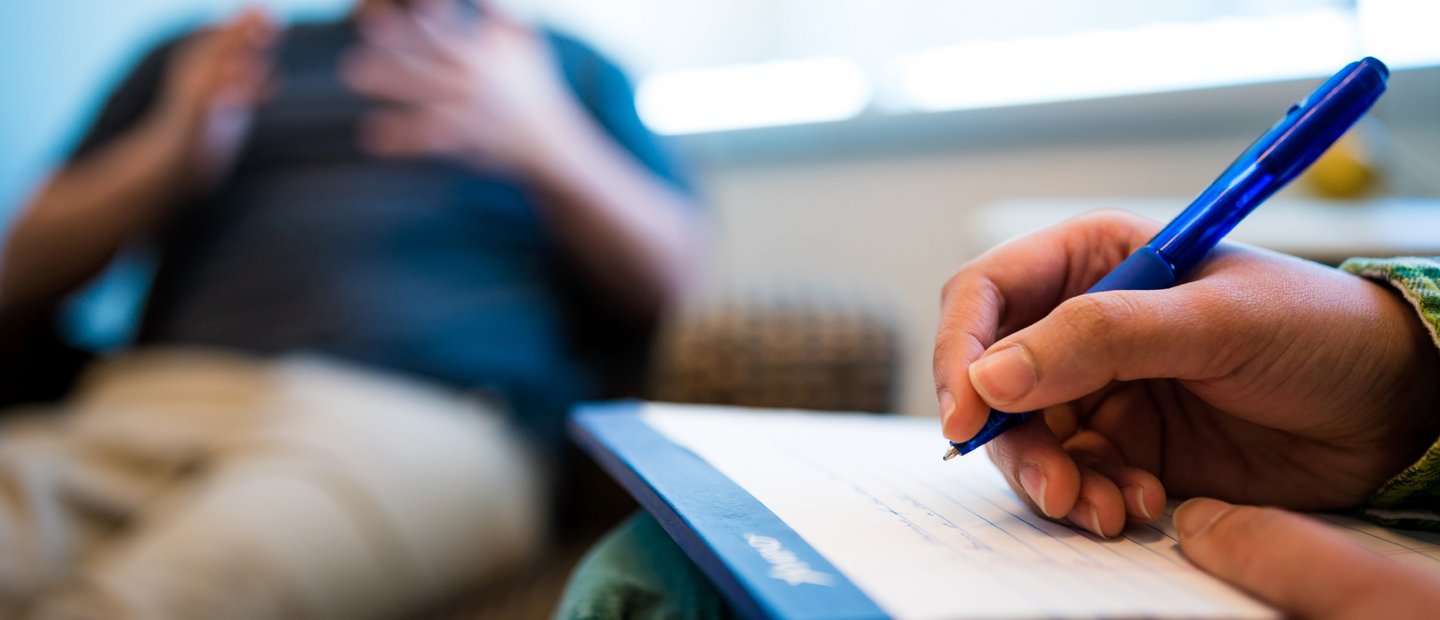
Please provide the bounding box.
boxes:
[1018,465,1050,517]
[938,389,956,419]
[1068,500,1105,538]
[969,345,1037,406]
[1128,486,1152,521]
[1174,497,1233,539]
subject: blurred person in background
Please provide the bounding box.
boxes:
[0,0,700,617]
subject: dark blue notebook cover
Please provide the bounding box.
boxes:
[570,402,888,620]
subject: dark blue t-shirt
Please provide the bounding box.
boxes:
[71,20,693,441]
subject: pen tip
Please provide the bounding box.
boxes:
[942,446,960,461]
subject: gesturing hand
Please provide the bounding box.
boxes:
[150,7,278,189]
[932,211,1440,537]
[341,0,590,177]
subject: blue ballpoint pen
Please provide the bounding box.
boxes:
[943,57,1390,461]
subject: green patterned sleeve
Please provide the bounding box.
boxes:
[1339,257,1440,529]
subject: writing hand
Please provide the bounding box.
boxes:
[933,211,1440,537]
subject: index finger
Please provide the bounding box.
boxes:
[934,210,1159,442]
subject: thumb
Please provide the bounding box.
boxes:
[965,287,1235,413]
[1175,498,1434,618]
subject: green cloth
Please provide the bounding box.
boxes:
[559,257,1440,618]
[1342,257,1440,528]
[555,513,736,620]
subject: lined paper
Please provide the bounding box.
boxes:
[642,405,1440,619]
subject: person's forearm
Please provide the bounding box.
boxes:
[1,118,186,313]
[525,115,703,320]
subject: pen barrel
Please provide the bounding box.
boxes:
[1085,246,1177,294]
[1149,57,1387,277]
[951,411,1034,457]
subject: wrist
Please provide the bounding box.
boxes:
[1400,307,1440,464]
[138,100,235,197]
[1377,267,1440,454]
[135,110,198,183]
[1342,257,1440,509]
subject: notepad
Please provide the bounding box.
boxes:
[573,403,1440,619]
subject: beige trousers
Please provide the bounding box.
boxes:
[0,349,547,620]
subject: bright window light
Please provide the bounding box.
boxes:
[636,58,872,135]
[530,0,1440,135]
[1358,0,1440,68]
[895,9,1359,113]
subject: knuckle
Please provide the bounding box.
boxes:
[932,328,983,386]
[1075,208,1139,228]
[935,275,999,389]
[1201,506,1287,573]
[931,361,948,392]
[1217,505,1281,535]
[1070,209,1161,251]
[985,440,1017,472]
[1072,208,1149,236]
[1054,293,1136,348]
[931,357,949,391]
[939,252,1008,309]
[939,268,971,305]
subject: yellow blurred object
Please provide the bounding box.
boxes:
[1301,130,1380,199]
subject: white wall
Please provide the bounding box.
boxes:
[687,72,1440,418]
[693,136,1245,418]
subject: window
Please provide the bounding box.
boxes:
[527,0,1440,134]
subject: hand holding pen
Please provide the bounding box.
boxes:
[934,209,1439,533]
[942,57,1391,462]
[931,209,1440,610]
[930,57,1440,614]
